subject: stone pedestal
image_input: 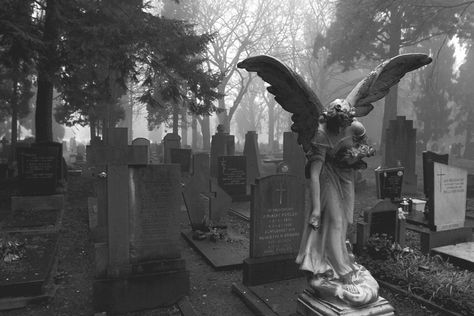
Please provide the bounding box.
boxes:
[297,290,395,316]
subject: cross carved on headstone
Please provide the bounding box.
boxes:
[276,181,287,205]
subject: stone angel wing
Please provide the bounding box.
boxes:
[345,53,433,117]
[237,55,323,152]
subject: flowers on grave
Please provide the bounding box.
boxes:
[0,235,25,263]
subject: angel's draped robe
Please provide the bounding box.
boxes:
[296,124,361,278]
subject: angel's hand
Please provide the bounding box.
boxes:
[309,212,321,230]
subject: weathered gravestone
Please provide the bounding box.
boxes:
[283,131,305,181]
[92,128,189,314]
[384,116,417,193]
[162,133,181,163]
[218,156,248,201]
[170,148,192,173]
[243,174,305,286]
[131,137,151,163]
[243,131,261,184]
[210,124,235,177]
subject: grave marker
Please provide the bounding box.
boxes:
[432,162,467,231]
[217,156,247,200]
[374,166,404,200]
[163,133,181,163]
[243,174,305,285]
[210,125,235,177]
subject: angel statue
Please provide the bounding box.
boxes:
[237,54,432,306]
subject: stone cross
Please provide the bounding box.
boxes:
[276,181,287,205]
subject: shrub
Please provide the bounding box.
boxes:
[358,234,474,316]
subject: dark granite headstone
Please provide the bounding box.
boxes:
[129,164,181,262]
[243,131,261,184]
[17,146,60,195]
[210,127,235,177]
[217,156,247,198]
[375,166,404,200]
[31,142,64,183]
[243,174,305,285]
[170,148,192,173]
[383,116,417,193]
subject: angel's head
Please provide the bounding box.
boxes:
[322,99,355,134]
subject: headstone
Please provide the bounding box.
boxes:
[31,142,64,183]
[129,165,181,262]
[356,200,406,252]
[132,137,151,163]
[170,148,192,173]
[431,162,467,231]
[374,166,404,200]
[163,133,181,163]
[210,125,235,177]
[217,156,247,200]
[243,131,261,184]
[69,137,77,153]
[243,174,305,286]
[76,143,86,162]
[16,145,61,195]
[283,132,305,181]
[383,116,417,193]
[422,151,449,211]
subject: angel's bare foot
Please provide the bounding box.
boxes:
[308,213,321,230]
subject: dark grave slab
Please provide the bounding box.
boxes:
[210,129,235,177]
[232,277,306,316]
[17,146,60,195]
[243,131,261,184]
[181,230,248,270]
[431,242,474,271]
[163,133,181,163]
[217,156,247,201]
[244,174,305,286]
[2,209,61,232]
[32,142,64,183]
[467,174,474,198]
[0,232,59,298]
[228,201,250,221]
[374,166,404,200]
[170,148,192,173]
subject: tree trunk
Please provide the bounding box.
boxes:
[201,116,210,151]
[181,107,188,146]
[11,77,19,146]
[191,115,198,150]
[172,103,179,135]
[35,0,59,143]
[380,4,401,156]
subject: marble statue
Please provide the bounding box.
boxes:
[237,54,432,307]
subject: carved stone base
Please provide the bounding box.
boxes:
[297,290,395,316]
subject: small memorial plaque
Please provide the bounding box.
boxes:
[433,162,467,231]
[217,156,247,197]
[17,146,59,195]
[250,174,305,258]
[375,167,404,200]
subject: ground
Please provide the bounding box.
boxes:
[0,153,472,315]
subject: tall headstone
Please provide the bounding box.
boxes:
[383,116,417,193]
[243,131,261,184]
[170,148,192,173]
[163,133,181,163]
[243,174,305,285]
[283,132,305,181]
[210,124,235,177]
[431,162,467,231]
